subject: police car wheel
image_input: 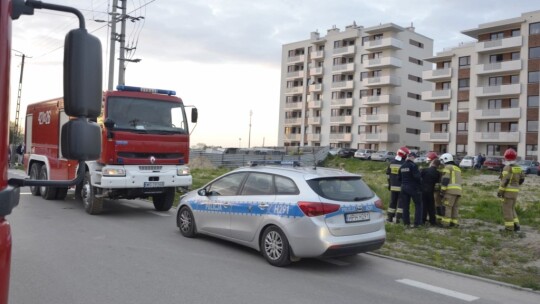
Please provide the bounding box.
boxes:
[261,226,291,267]
[177,206,196,237]
[29,163,42,196]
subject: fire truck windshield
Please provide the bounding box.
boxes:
[106,97,188,134]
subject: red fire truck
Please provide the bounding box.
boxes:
[24,85,197,214]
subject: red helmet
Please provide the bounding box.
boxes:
[396,146,410,158]
[503,148,517,161]
[426,151,438,162]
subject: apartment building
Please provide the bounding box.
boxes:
[278,23,433,152]
[421,10,540,160]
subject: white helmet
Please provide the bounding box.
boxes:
[440,153,453,164]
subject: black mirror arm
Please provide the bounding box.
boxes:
[14,0,85,29]
[7,161,86,188]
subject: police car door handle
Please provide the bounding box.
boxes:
[258,203,269,209]
[222,202,230,208]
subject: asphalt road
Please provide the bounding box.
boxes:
[6,169,540,304]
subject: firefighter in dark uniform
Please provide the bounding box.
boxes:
[386,146,409,223]
[497,148,525,232]
[439,153,463,227]
[398,151,423,227]
[421,155,441,226]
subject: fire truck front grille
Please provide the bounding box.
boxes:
[118,152,184,159]
[139,166,163,171]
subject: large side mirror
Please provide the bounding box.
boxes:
[63,28,102,118]
[61,119,101,160]
[191,108,198,123]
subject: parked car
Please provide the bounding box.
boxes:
[176,163,386,266]
[516,159,539,175]
[371,151,396,162]
[337,148,357,158]
[459,156,474,169]
[482,156,505,171]
[328,148,342,156]
[354,149,376,160]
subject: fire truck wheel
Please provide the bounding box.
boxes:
[55,188,68,200]
[82,171,103,215]
[39,166,57,200]
[152,187,175,211]
[29,163,42,196]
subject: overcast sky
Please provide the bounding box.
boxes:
[9,0,540,147]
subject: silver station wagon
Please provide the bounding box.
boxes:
[176,162,386,266]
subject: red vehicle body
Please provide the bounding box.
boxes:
[24,86,195,214]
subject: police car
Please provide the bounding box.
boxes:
[176,161,386,266]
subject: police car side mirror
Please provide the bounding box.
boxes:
[64,29,102,118]
[197,189,207,196]
[191,108,198,123]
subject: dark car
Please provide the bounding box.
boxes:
[337,148,357,158]
[482,156,504,171]
[517,160,539,175]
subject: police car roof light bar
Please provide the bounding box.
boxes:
[116,85,176,96]
[248,160,301,167]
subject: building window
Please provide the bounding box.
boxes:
[510,98,519,108]
[527,120,539,132]
[409,57,423,65]
[406,128,420,135]
[409,39,424,48]
[407,110,420,117]
[487,145,501,155]
[361,36,369,46]
[528,96,539,107]
[441,82,451,90]
[512,52,520,60]
[487,122,501,132]
[510,122,518,132]
[360,90,368,98]
[457,122,468,132]
[530,22,540,35]
[459,56,470,68]
[488,99,502,109]
[408,74,422,83]
[360,72,369,81]
[361,54,369,63]
[529,71,540,84]
[408,92,421,100]
[530,47,540,59]
[489,76,503,86]
[511,29,521,37]
[373,34,383,40]
[511,75,519,84]
[489,54,503,63]
[490,32,504,40]
[458,78,470,90]
[456,144,468,154]
[526,144,538,155]
[442,61,451,68]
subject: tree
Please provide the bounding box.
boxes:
[9,121,23,144]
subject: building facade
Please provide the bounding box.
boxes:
[278,23,433,152]
[421,10,540,160]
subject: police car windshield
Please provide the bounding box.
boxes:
[106,97,188,134]
[307,177,374,202]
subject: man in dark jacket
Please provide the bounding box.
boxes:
[398,152,423,227]
[386,147,409,223]
[421,158,441,226]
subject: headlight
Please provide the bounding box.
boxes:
[177,166,190,176]
[102,168,126,177]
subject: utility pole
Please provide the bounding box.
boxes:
[107,0,119,91]
[118,0,127,86]
[248,110,252,148]
[14,51,29,142]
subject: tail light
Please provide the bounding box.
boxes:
[374,199,383,209]
[298,202,340,217]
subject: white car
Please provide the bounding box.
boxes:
[459,156,474,168]
[354,149,376,160]
[370,151,396,162]
[176,162,386,266]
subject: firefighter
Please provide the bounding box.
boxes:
[421,154,441,226]
[497,148,525,232]
[386,146,409,223]
[439,153,463,227]
[398,151,423,227]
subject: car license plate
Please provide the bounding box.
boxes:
[144,182,164,188]
[345,212,370,223]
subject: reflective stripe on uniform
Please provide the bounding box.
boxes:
[390,186,401,191]
[387,208,396,213]
[504,221,514,228]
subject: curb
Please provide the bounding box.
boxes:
[366,251,540,295]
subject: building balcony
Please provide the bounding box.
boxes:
[476,59,522,75]
[309,83,322,92]
[284,102,303,110]
[283,133,302,141]
[330,98,353,107]
[287,54,305,63]
[423,68,452,82]
[285,86,303,95]
[475,36,522,53]
[362,75,401,87]
[284,117,302,125]
[358,133,399,143]
[421,89,452,101]
[307,100,322,109]
[476,84,520,98]
[329,133,352,142]
[420,111,451,122]
[332,63,355,74]
[364,37,403,51]
[360,94,401,107]
[331,80,354,90]
[420,132,450,142]
[474,132,519,143]
[307,133,321,141]
[329,116,353,124]
[310,50,324,60]
[359,114,400,125]
[309,67,323,76]
[474,108,520,120]
[286,70,305,79]
[364,57,402,69]
[332,45,356,56]
[307,117,321,125]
